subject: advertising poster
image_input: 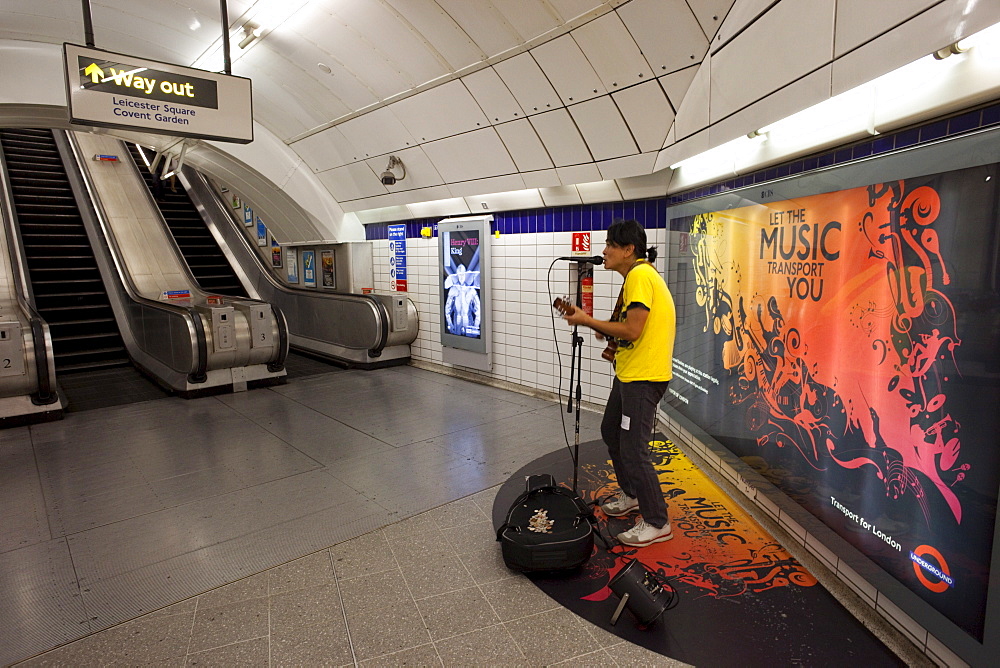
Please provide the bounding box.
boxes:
[321,250,335,288]
[285,248,298,284]
[256,217,267,246]
[668,167,1000,639]
[231,194,241,210]
[388,223,407,291]
[243,203,253,227]
[442,227,481,339]
[302,250,316,288]
[270,236,282,268]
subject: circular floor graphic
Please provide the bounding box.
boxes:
[493,438,904,667]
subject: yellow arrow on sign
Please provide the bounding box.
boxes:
[84,63,104,84]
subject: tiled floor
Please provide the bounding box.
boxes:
[19,487,687,667]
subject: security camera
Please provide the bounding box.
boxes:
[380,155,405,186]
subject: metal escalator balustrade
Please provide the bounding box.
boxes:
[0,128,128,372]
[126,143,248,297]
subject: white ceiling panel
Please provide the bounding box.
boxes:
[495,119,554,171]
[434,0,524,57]
[617,0,708,76]
[539,185,583,207]
[659,64,700,110]
[522,169,561,189]
[673,60,711,140]
[337,107,415,159]
[492,0,562,42]
[466,187,544,213]
[688,0,735,43]
[547,0,606,22]
[448,173,526,198]
[613,80,674,153]
[567,96,638,161]
[531,34,606,105]
[710,0,835,123]
[364,146,444,191]
[713,0,773,51]
[290,127,361,173]
[329,1,450,86]
[616,169,670,200]
[571,11,653,92]
[462,67,526,124]
[529,108,592,166]
[493,52,562,116]
[834,0,938,57]
[390,80,490,144]
[274,38,380,113]
[383,0,485,70]
[576,178,622,203]
[318,162,388,201]
[297,13,411,100]
[597,152,656,180]
[421,128,518,183]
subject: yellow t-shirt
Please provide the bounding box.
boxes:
[614,261,676,383]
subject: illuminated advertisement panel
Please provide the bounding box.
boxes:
[667,165,1000,639]
[439,218,491,354]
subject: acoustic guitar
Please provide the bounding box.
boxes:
[552,297,617,362]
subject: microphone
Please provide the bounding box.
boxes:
[557,255,604,265]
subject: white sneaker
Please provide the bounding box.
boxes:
[617,519,673,547]
[601,491,639,517]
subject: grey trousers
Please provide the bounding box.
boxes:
[601,377,670,528]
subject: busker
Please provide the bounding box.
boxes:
[562,219,677,547]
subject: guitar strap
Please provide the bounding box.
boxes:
[607,259,648,364]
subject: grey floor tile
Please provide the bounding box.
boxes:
[358,642,442,667]
[505,608,600,666]
[458,546,514,586]
[414,585,501,641]
[605,639,694,667]
[269,583,353,666]
[549,648,620,666]
[330,530,398,581]
[440,519,496,555]
[186,636,269,666]
[197,572,268,610]
[480,575,560,622]
[434,624,528,667]
[339,570,430,660]
[187,596,268,654]
[398,553,476,600]
[425,496,491,530]
[268,550,336,596]
[470,485,503,516]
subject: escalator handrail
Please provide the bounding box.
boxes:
[57,131,208,379]
[268,303,289,372]
[182,166,394,353]
[0,130,58,404]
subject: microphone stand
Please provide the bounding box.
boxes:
[565,263,588,494]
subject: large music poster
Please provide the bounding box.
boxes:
[667,166,1000,639]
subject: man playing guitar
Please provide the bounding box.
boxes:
[561,219,677,547]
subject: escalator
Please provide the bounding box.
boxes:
[125,143,248,297]
[0,128,128,373]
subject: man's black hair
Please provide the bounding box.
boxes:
[607,218,658,262]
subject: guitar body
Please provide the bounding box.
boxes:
[553,297,618,362]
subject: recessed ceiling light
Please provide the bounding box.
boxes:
[317,63,332,74]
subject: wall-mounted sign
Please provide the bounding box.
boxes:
[571,232,591,256]
[302,250,316,288]
[270,236,282,268]
[285,248,298,284]
[243,203,253,227]
[256,217,267,246]
[63,43,253,144]
[388,224,407,292]
[321,250,336,289]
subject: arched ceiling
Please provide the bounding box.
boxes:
[0,0,736,212]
